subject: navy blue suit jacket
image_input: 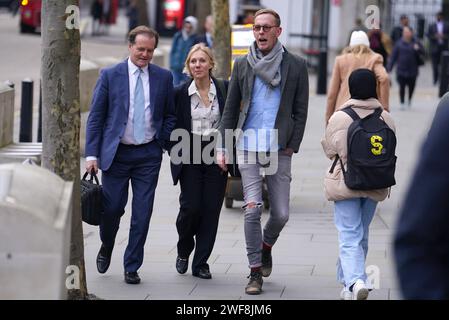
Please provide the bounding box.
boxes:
[196,34,212,48]
[394,94,449,299]
[169,78,227,185]
[85,60,176,171]
[427,22,449,52]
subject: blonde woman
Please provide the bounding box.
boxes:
[326,31,390,125]
[169,44,228,279]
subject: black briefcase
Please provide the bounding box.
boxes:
[81,171,103,226]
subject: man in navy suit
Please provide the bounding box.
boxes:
[427,12,449,85]
[85,26,176,284]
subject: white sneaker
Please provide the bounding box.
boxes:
[400,103,406,110]
[340,287,353,300]
[365,280,374,292]
[352,279,369,300]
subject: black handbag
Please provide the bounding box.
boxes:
[81,171,103,226]
[216,79,241,178]
[414,42,425,66]
[416,51,425,66]
[226,137,241,178]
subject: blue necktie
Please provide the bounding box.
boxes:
[133,68,145,144]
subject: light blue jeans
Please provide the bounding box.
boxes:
[334,198,377,289]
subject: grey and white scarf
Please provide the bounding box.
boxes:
[247,40,283,87]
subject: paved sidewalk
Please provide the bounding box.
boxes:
[83,68,441,300]
[1,9,441,301]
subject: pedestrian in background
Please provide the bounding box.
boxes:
[394,93,449,299]
[387,26,424,110]
[427,12,449,85]
[196,15,214,48]
[218,8,309,295]
[85,26,176,285]
[101,0,111,35]
[90,0,103,36]
[322,69,396,300]
[368,27,392,68]
[170,16,199,86]
[170,44,228,280]
[326,31,390,125]
[391,14,410,45]
[126,0,139,35]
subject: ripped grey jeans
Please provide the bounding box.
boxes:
[237,150,292,268]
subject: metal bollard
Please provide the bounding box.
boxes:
[317,49,328,95]
[439,51,449,98]
[20,79,34,143]
[38,82,42,143]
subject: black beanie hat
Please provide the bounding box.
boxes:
[348,69,378,100]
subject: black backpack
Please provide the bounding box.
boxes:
[330,106,397,190]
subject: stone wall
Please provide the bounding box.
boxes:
[0,83,14,148]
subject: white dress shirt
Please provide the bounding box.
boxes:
[122,58,155,145]
[86,58,154,162]
[189,79,220,136]
[437,21,444,45]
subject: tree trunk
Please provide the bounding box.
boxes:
[41,0,87,300]
[212,0,231,79]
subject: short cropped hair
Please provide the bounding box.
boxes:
[128,26,159,48]
[254,8,281,27]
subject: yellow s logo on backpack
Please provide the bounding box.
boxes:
[371,135,383,156]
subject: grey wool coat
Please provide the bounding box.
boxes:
[219,49,309,153]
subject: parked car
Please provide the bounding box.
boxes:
[20,0,41,33]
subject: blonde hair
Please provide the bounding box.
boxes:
[183,43,215,77]
[254,8,281,26]
[342,44,373,57]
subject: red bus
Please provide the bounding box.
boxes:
[20,0,41,33]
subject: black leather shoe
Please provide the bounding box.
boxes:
[176,256,189,274]
[96,244,112,274]
[192,267,212,279]
[124,271,141,284]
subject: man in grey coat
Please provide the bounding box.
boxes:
[217,8,309,295]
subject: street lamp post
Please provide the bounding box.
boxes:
[317,0,330,95]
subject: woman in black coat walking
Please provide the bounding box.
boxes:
[169,44,229,279]
[388,26,425,110]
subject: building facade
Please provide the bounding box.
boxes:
[141,0,444,70]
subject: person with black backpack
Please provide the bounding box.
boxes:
[321,69,397,300]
